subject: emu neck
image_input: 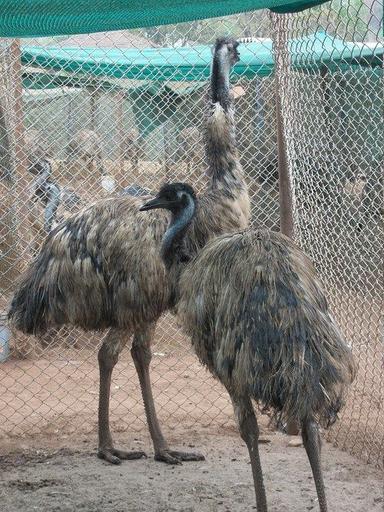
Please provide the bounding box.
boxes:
[210,54,231,111]
[206,52,245,195]
[161,196,196,269]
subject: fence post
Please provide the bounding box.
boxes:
[163,120,172,179]
[10,40,31,256]
[272,13,299,436]
[0,40,30,286]
[276,86,293,238]
[115,90,127,186]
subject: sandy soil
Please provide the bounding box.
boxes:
[0,429,382,512]
[1,307,382,468]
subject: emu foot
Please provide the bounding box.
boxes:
[154,449,205,465]
[98,447,147,465]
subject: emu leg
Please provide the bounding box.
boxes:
[131,325,205,464]
[301,418,328,512]
[98,329,146,464]
[231,394,268,512]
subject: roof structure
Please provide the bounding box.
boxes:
[60,31,157,49]
[0,0,331,38]
[21,32,383,90]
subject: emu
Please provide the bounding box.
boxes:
[123,129,144,174]
[28,159,81,253]
[140,182,355,512]
[8,37,250,465]
[66,129,104,175]
[29,159,62,235]
[24,129,53,171]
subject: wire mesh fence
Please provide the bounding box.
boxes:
[270,1,383,467]
[0,1,383,468]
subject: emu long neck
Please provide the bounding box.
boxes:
[205,51,244,193]
[210,55,231,111]
[161,196,196,269]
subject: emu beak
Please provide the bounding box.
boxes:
[139,197,166,211]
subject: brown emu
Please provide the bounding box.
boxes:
[66,129,104,175]
[123,129,144,174]
[8,38,249,465]
[140,182,355,512]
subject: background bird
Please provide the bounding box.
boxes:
[28,158,82,254]
[8,37,250,465]
[140,181,356,512]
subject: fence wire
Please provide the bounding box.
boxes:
[270,1,383,467]
[0,2,383,468]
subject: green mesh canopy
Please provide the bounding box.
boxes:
[22,32,383,88]
[0,1,330,38]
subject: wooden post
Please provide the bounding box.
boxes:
[276,88,293,238]
[0,101,19,292]
[272,13,299,436]
[89,86,97,132]
[163,120,172,179]
[10,40,31,256]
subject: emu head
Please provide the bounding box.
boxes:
[139,182,196,215]
[213,37,240,69]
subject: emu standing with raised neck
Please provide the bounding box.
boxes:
[8,37,249,465]
[140,182,355,512]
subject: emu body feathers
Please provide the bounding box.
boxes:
[9,184,249,336]
[178,230,355,427]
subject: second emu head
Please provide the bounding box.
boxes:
[139,183,196,216]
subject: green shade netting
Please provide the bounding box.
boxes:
[21,32,384,88]
[0,1,330,38]
[21,31,382,137]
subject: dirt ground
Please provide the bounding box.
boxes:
[0,429,382,512]
[0,337,383,511]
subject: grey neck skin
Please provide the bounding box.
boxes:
[161,194,196,269]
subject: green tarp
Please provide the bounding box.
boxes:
[21,32,384,88]
[0,1,330,38]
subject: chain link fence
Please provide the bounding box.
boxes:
[0,2,383,468]
[270,1,383,467]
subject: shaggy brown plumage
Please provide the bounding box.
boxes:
[179,229,355,428]
[8,37,249,465]
[140,182,355,512]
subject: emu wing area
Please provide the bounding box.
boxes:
[9,197,170,334]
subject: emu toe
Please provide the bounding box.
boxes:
[154,449,205,465]
[98,447,147,465]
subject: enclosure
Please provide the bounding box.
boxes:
[0,0,383,510]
